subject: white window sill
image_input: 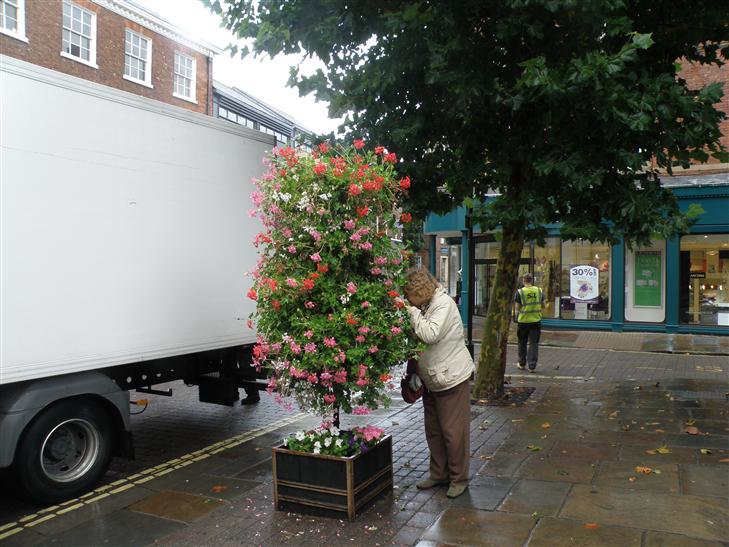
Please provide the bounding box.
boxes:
[60,51,98,69]
[173,91,197,105]
[0,28,28,43]
[123,74,153,89]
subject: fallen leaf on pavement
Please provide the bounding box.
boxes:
[653,469,662,475]
[608,411,619,419]
[541,422,551,429]
[584,523,600,530]
[700,449,712,455]
[685,426,700,435]
[635,466,652,474]
[633,386,642,391]
[645,449,657,455]
[479,455,493,461]
[628,476,637,482]
[685,419,696,426]
[211,485,227,493]
[719,458,729,463]
[527,445,542,452]
[656,446,671,454]
[512,419,525,423]
[655,429,665,433]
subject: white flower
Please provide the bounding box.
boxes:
[324,437,332,447]
[314,441,321,449]
[319,193,331,201]
[339,294,350,304]
[329,426,340,436]
[295,431,305,441]
[283,438,289,446]
[313,446,321,454]
[335,438,343,447]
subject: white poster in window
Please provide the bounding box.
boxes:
[570,265,599,303]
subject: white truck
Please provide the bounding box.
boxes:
[0,55,269,502]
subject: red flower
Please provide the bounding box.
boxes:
[353,139,365,149]
[374,145,385,155]
[309,272,320,280]
[313,162,327,175]
[394,299,405,309]
[302,278,315,290]
[356,205,369,217]
[384,152,397,163]
[379,374,391,382]
[247,288,257,300]
[346,314,358,325]
[318,142,330,153]
[399,176,411,190]
[317,263,329,273]
[348,183,362,196]
[272,299,281,311]
[400,212,412,223]
[387,290,399,297]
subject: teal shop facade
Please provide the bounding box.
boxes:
[424,174,729,339]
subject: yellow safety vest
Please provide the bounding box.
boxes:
[517,286,543,323]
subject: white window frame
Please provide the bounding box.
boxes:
[60,1,98,69]
[172,51,196,104]
[123,28,153,88]
[0,0,28,43]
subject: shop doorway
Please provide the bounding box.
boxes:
[473,259,531,317]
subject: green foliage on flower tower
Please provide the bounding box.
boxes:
[248,141,417,419]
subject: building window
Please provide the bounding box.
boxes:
[0,0,27,42]
[560,240,611,320]
[448,245,461,298]
[533,238,561,319]
[124,29,152,87]
[173,52,196,102]
[625,240,666,323]
[679,234,729,326]
[62,1,97,68]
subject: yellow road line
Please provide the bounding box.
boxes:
[1,412,306,539]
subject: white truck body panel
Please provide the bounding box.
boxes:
[0,56,268,384]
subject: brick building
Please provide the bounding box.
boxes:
[0,0,220,114]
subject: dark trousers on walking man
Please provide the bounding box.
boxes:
[517,321,541,371]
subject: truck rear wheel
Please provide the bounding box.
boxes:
[15,399,114,503]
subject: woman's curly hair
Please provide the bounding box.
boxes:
[404,268,439,302]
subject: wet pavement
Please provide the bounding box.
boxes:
[1,342,727,546]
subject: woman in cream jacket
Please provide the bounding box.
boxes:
[404,268,474,499]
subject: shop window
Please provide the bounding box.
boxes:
[560,240,611,320]
[448,245,461,299]
[533,238,560,319]
[625,241,665,323]
[680,234,729,326]
[439,255,448,287]
[472,237,530,317]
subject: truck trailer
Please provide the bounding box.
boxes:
[0,55,269,502]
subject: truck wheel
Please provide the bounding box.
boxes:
[15,399,114,503]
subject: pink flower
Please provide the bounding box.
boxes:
[358,364,368,377]
[356,378,368,387]
[287,245,297,254]
[349,232,361,241]
[352,406,371,415]
[282,228,293,238]
[358,326,370,334]
[348,184,362,196]
[370,268,382,275]
[304,343,317,353]
[356,425,384,442]
[307,374,318,384]
[304,330,314,338]
[324,394,337,404]
[290,342,302,354]
[320,370,333,382]
[361,301,370,309]
[323,337,337,348]
[368,346,379,354]
[391,326,403,335]
[359,242,373,251]
[384,279,393,287]
[374,256,388,265]
[310,230,322,241]
[286,278,298,287]
[305,301,316,309]
[343,219,356,230]
[346,282,357,294]
[334,370,347,383]
[333,350,346,363]
[355,335,365,343]
[310,253,322,262]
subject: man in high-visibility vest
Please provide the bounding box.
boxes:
[514,273,544,373]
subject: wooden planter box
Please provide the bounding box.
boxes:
[272,435,393,520]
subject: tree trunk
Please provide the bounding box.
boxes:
[471,223,525,400]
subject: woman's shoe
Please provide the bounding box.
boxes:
[446,482,468,498]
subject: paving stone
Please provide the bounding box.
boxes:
[148,473,261,500]
[644,530,727,547]
[593,462,680,494]
[128,490,224,523]
[478,451,529,477]
[550,440,619,461]
[498,479,571,516]
[619,444,698,464]
[516,455,598,483]
[421,507,534,546]
[36,509,184,546]
[680,464,729,498]
[528,516,642,546]
[448,476,515,510]
[561,484,728,542]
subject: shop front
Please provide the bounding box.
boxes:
[424,175,729,337]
